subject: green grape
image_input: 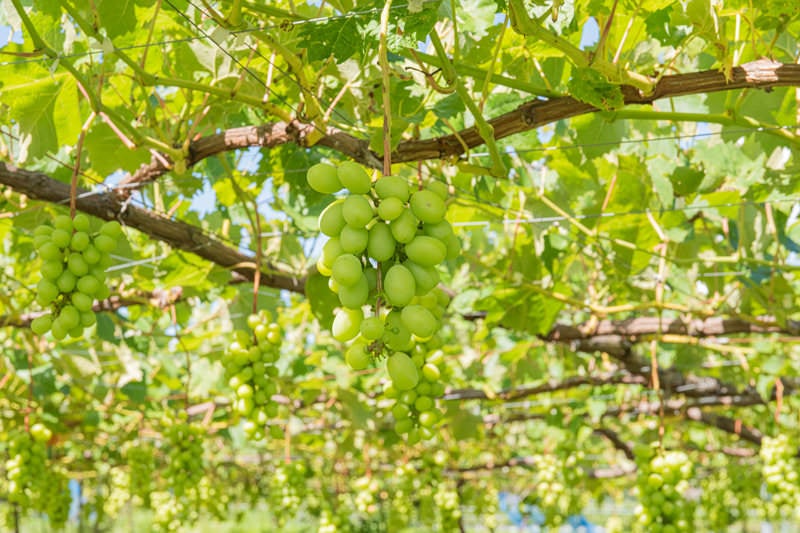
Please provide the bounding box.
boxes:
[307,162,343,193]
[30,314,52,335]
[71,291,94,312]
[383,264,415,307]
[346,340,371,370]
[53,214,73,231]
[51,228,72,248]
[342,194,374,228]
[383,310,413,351]
[400,305,438,338]
[360,316,384,340]
[403,261,440,295]
[423,219,454,241]
[51,317,68,340]
[37,279,59,305]
[410,190,446,224]
[319,200,347,237]
[71,231,90,251]
[332,308,363,342]
[41,260,63,280]
[73,213,91,232]
[39,241,62,261]
[82,244,101,264]
[390,209,418,244]
[422,362,440,381]
[100,220,123,237]
[367,222,396,261]
[426,180,449,201]
[405,236,447,267]
[337,274,369,309]
[337,161,372,194]
[94,234,116,253]
[77,274,101,295]
[386,352,419,390]
[377,196,405,221]
[57,270,77,292]
[339,225,369,254]
[374,175,410,201]
[331,254,363,287]
[321,237,344,268]
[59,305,81,330]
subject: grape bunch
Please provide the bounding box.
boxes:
[760,434,800,520]
[307,162,456,413]
[126,442,155,507]
[5,424,50,509]
[699,458,759,530]
[268,462,308,526]
[41,469,72,529]
[634,445,695,532]
[384,347,449,442]
[387,462,417,530]
[527,452,584,528]
[31,214,125,339]
[224,310,283,440]
[151,490,189,532]
[433,479,462,531]
[352,475,380,516]
[102,467,131,518]
[162,418,205,497]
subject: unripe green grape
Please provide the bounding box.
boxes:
[367,222,396,262]
[319,200,347,237]
[80,311,96,327]
[345,341,371,370]
[73,213,91,232]
[418,411,438,428]
[37,279,59,304]
[331,254,362,287]
[410,190,446,224]
[70,231,90,251]
[51,317,68,340]
[57,270,77,293]
[342,194,374,228]
[332,307,363,342]
[383,264,416,307]
[375,175,410,202]
[401,305,438,338]
[404,261,440,296]
[30,314,52,335]
[415,396,434,412]
[445,234,460,260]
[51,228,72,249]
[82,244,101,264]
[59,305,80,330]
[423,219,454,241]
[76,275,99,296]
[328,276,339,293]
[337,161,372,194]
[412,352,425,368]
[321,237,344,268]
[360,316,384,340]
[390,209,418,244]
[34,225,53,237]
[98,252,114,270]
[68,326,83,338]
[96,283,111,300]
[383,310,413,351]
[422,363,441,382]
[395,418,414,435]
[405,236,446,267]
[33,234,50,248]
[307,162,342,193]
[71,291,94,312]
[41,260,63,280]
[94,234,116,253]
[39,242,63,261]
[100,220,123,238]
[339,225,369,254]
[338,274,369,309]
[377,197,405,221]
[426,180,449,201]
[317,256,332,276]
[68,252,89,276]
[53,215,73,231]
[386,352,419,391]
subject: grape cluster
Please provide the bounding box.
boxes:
[634,445,694,532]
[760,434,800,520]
[269,462,308,526]
[433,479,461,531]
[307,162,456,419]
[41,469,72,529]
[224,310,283,440]
[352,475,380,515]
[387,463,417,530]
[5,424,50,508]
[31,214,125,339]
[698,458,759,529]
[527,452,584,528]
[162,419,205,497]
[151,490,188,532]
[126,442,155,507]
[384,347,448,441]
[102,467,131,518]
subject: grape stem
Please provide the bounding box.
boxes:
[70,112,95,219]
[378,0,393,176]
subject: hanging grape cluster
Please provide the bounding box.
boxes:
[384,347,449,441]
[634,445,695,532]
[162,418,205,497]
[41,469,72,529]
[525,451,585,528]
[698,458,760,530]
[268,462,308,526]
[760,434,800,520]
[433,479,462,531]
[126,441,155,507]
[307,162,456,430]
[352,475,380,516]
[5,424,50,509]
[31,214,125,339]
[387,462,417,530]
[224,310,283,440]
[102,467,131,518]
